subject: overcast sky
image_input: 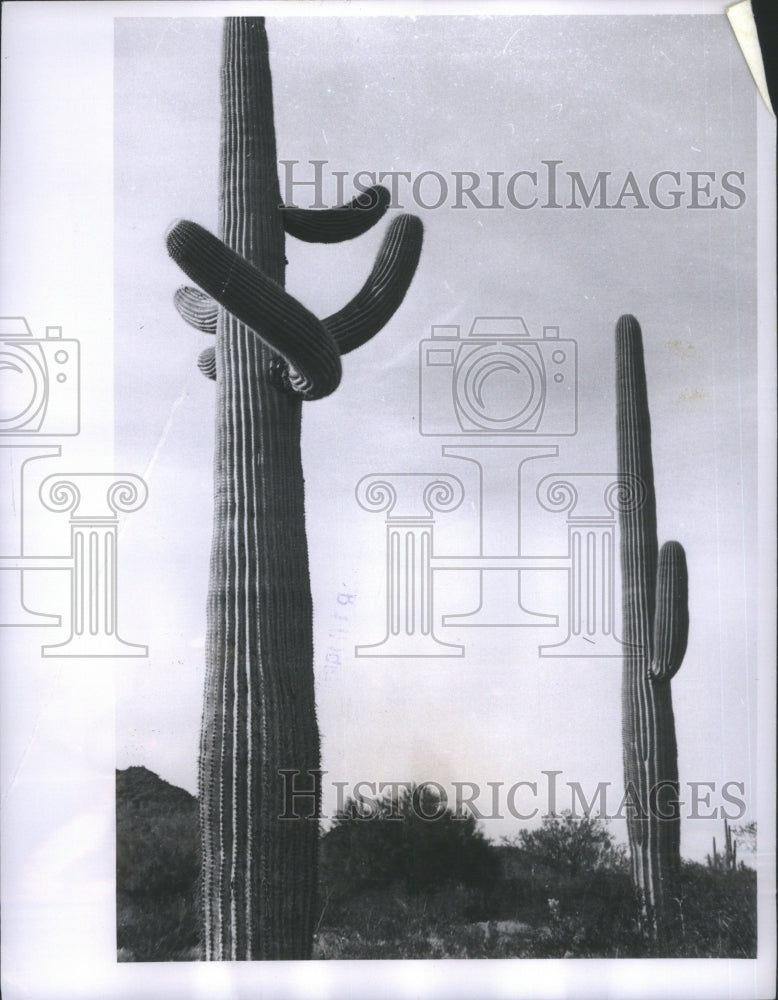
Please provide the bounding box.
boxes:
[113,12,759,861]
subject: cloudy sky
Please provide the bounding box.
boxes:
[112,11,761,863]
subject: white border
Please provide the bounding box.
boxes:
[0,3,774,998]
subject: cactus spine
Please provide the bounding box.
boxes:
[166,18,422,959]
[615,314,689,943]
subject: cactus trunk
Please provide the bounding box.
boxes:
[166,16,422,960]
[616,314,689,944]
[197,18,318,960]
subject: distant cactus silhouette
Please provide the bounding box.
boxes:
[615,314,689,943]
[708,818,738,873]
[166,17,422,960]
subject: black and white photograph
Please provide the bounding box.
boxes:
[1,2,775,998]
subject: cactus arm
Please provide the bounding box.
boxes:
[174,286,218,334]
[283,184,391,243]
[167,212,423,390]
[650,540,689,681]
[322,213,424,354]
[197,346,217,380]
[166,219,342,400]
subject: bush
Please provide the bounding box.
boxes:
[515,811,629,878]
[116,889,202,962]
[320,784,500,900]
[538,867,647,957]
[116,767,202,960]
[498,812,646,956]
[671,861,757,957]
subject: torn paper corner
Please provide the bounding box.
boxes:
[727,0,775,117]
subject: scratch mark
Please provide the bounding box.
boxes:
[141,383,189,487]
[502,27,523,55]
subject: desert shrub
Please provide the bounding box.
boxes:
[670,860,757,958]
[320,785,500,902]
[115,767,202,961]
[515,811,629,878]
[536,867,647,957]
[500,812,646,956]
[314,885,539,959]
[116,889,202,962]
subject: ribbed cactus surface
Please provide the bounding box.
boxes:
[616,314,689,942]
[166,17,422,959]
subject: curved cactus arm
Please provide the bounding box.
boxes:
[166,219,342,400]
[283,184,391,243]
[174,286,218,334]
[322,213,423,355]
[650,540,689,681]
[198,346,217,380]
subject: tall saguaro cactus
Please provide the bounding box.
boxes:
[165,18,422,959]
[615,314,689,943]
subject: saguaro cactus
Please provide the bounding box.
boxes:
[709,818,738,873]
[615,314,689,943]
[165,18,422,959]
